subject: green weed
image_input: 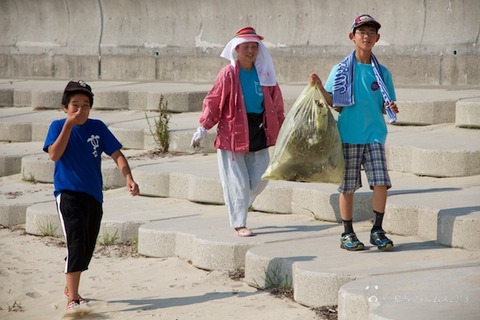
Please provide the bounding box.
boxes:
[36,219,57,237]
[146,95,171,153]
[97,229,119,246]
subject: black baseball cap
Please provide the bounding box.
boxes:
[62,80,94,106]
[63,80,94,98]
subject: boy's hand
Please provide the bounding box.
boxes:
[66,108,89,126]
[127,180,140,196]
[386,101,399,113]
[309,73,323,88]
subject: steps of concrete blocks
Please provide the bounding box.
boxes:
[1,111,480,178]
[2,150,479,318]
[6,150,478,248]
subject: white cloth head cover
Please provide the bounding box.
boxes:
[220,37,277,86]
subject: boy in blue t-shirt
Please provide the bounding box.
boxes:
[43,80,140,312]
[310,14,399,251]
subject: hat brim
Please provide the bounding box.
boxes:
[353,21,381,31]
[237,34,264,41]
[64,88,94,97]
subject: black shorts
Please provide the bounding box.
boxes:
[56,190,103,273]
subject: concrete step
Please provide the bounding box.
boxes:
[15,151,480,249]
[456,97,480,128]
[338,265,479,320]
[0,141,44,177]
[386,123,480,177]
[2,80,480,126]
[20,185,480,318]
[244,232,480,317]
[0,79,212,112]
[4,148,478,319]
[0,173,54,226]
[2,109,480,178]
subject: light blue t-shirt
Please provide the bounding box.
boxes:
[325,60,396,144]
[43,118,122,203]
[240,67,264,114]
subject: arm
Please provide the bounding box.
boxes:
[199,66,232,130]
[48,108,89,161]
[309,73,334,110]
[111,149,140,196]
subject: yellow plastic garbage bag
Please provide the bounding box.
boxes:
[262,85,344,184]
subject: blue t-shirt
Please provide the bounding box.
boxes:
[325,60,396,144]
[43,118,122,203]
[240,67,264,114]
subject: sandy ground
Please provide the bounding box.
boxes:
[0,227,332,320]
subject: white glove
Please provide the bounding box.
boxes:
[191,126,207,148]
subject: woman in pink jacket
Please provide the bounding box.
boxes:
[191,27,285,237]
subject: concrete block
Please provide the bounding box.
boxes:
[25,202,63,237]
[21,153,53,183]
[437,208,480,250]
[0,122,31,142]
[411,148,480,177]
[167,173,191,199]
[51,55,99,80]
[338,267,480,320]
[98,220,142,244]
[191,239,254,271]
[0,89,13,107]
[109,126,146,149]
[395,100,455,125]
[386,145,412,173]
[31,122,50,142]
[100,55,156,80]
[0,174,54,226]
[0,203,28,227]
[187,176,224,204]
[94,91,129,110]
[31,90,62,110]
[13,90,32,108]
[142,231,167,261]
[253,184,293,214]
[133,166,170,197]
[245,252,294,289]
[456,99,480,128]
[382,204,419,236]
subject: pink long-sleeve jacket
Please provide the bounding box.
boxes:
[199,61,285,153]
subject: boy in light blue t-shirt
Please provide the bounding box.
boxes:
[310,14,399,251]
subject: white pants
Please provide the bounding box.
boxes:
[217,148,270,228]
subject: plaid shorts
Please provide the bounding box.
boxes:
[338,143,392,194]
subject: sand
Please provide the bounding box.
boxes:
[0,227,327,320]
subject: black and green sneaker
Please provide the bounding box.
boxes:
[340,232,365,251]
[370,229,394,250]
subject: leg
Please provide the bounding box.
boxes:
[339,192,354,222]
[246,148,270,206]
[217,149,250,229]
[364,143,393,250]
[372,185,387,213]
[338,144,364,250]
[57,192,89,309]
[66,271,81,301]
[363,143,391,230]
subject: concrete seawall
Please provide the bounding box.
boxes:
[1,0,479,85]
